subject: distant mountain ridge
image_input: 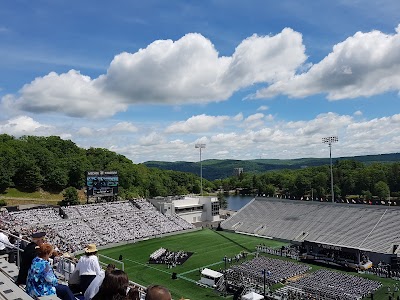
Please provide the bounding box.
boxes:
[144,153,400,180]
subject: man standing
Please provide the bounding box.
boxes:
[16,231,46,285]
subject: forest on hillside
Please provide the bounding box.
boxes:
[0,134,399,201]
[144,153,400,180]
[216,160,400,200]
[0,134,210,198]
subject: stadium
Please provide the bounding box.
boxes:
[0,196,399,300]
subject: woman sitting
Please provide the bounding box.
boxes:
[26,243,75,300]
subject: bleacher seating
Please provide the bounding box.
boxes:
[222,197,400,254]
[0,200,194,253]
[0,257,31,300]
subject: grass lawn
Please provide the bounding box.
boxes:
[99,229,400,300]
[99,229,286,300]
[0,188,87,206]
[1,188,62,199]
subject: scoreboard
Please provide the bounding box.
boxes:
[86,171,118,196]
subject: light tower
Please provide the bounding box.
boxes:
[195,143,206,196]
[322,136,338,203]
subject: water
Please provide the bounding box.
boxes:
[226,194,255,211]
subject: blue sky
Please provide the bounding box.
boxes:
[1,0,400,162]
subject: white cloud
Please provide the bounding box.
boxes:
[233,112,244,121]
[118,112,400,161]
[245,113,264,122]
[4,70,127,118]
[2,110,399,164]
[255,25,400,100]
[219,29,306,89]
[354,110,363,116]
[243,113,265,129]
[77,127,94,136]
[0,116,52,136]
[59,133,72,140]
[139,132,165,146]
[195,137,209,144]
[211,133,238,143]
[257,105,269,111]
[109,122,138,133]
[165,114,229,133]
[215,150,230,157]
[290,112,353,136]
[2,29,307,118]
[265,114,275,121]
[76,121,138,137]
[113,139,191,162]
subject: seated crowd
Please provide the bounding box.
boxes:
[284,269,381,300]
[0,200,191,299]
[226,256,310,287]
[0,200,194,253]
[0,230,172,300]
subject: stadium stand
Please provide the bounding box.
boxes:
[0,200,195,253]
[0,197,393,300]
[0,200,187,300]
[222,197,400,256]
[0,270,32,300]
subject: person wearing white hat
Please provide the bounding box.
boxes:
[76,244,102,293]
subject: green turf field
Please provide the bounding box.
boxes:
[99,229,286,300]
[98,229,399,300]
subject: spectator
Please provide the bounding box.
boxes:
[16,231,46,285]
[145,285,172,300]
[0,231,12,255]
[84,264,116,300]
[26,243,75,300]
[92,269,136,300]
[76,243,102,293]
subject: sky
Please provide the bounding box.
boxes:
[1,0,400,163]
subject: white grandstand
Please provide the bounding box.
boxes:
[221,197,400,255]
[0,199,195,253]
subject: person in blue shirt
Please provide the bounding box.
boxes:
[26,243,75,300]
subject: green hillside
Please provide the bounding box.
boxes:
[0,134,211,198]
[144,153,400,180]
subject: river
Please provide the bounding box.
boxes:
[226,194,255,211]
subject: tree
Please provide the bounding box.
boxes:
[217,191,227,209]
[265,184,276,197]
[0,156,15,192]
[374,181,390,200]
[43,164,69,192]
[60,187,80,206]
[13,160,43,192]
[362,190,372,201]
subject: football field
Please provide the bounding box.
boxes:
[99,229,286,300]
[98,229,397,300]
